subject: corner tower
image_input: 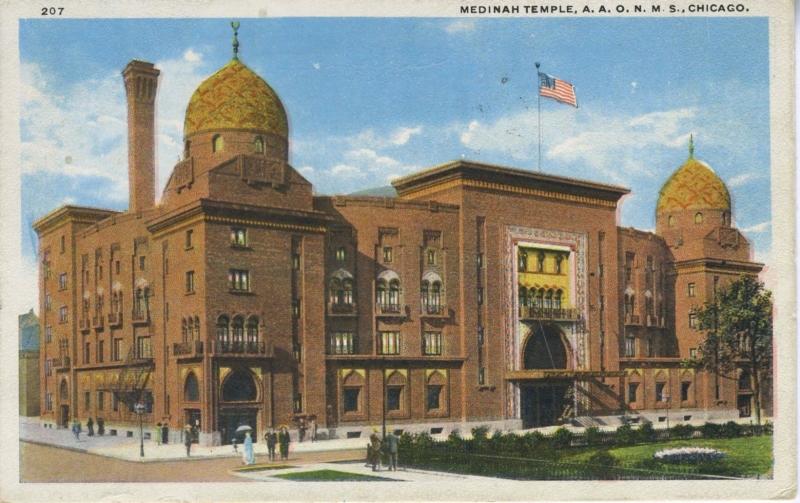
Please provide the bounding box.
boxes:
[123,60,160,213]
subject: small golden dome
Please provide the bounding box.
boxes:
[656,141,731,214]
[183,59,288,139]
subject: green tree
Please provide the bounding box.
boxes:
[692,275,772,425]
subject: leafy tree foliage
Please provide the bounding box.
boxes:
[692,275,772,424]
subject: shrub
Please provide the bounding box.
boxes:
[470,425,490,452]
[447,429,464,449]
[763,421,774,435]
[587,450,620,479]
[637,422,657,443]
[585,426,603,446]
[701,422,723,439]
[669,423,695,439]
[615,423,637,446]
[518,431,546,455]
[721,421,742,438]
[497,432,519,454]
[550,427,574,449]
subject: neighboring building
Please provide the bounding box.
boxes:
[34,34,765,445]
[19,309,40,416]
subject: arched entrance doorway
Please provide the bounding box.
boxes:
[59,379,70,428]
[218,368,259,445]
[520,324,573,428]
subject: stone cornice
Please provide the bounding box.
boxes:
[33,205,120,235]
[670,258,763,275]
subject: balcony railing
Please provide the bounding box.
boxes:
[375,303,402,316]
[212,340,273,357]
[93,315,104,329]
[518,306,580,321]
[131,309,150,325]
[134,345,154,362]
[79,318,90,332]
[625,313,641,325]
[421,303,447,317]
[108,311,122,327]
[53,356,71,370]
[173,340,204,358]
[329,302,357,315]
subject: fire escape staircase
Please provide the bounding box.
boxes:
[111,346,154,408]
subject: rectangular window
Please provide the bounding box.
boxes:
[426,385,443,410]
[628,382,639,403]
[112,338,122,361]
[624,336,635,357]
[98,340,104,363]
[58,273,67,290]
[336,247,346,262]
[478,367,485,385]
[330,332,355,354]
[84,391,91,411]
[97,391,104,411]
[137,336,152,359]
[98,265,103,280]
[689,348,697,359]
[45,294,52,311]
[185,229,193,249]
[292,298,301,318]
[112,393,119,412]
[681,382,691,402]
[292,253,301,270]
[687,282,696,297]
[45,325,52,343]
[185,271,195,293]
[115,260,120,274]
[45,392,53,411]
[387,386,402,411]
[343,388,360,413]
[624,252,635,284]
[688,312,698,329]
[477,326,484,346]
[229,269,250,291]
[423,332,442,356]
[45,359,52,376]
[58,306,68,323]
[378,331,401,355]
[655,382,666,402]
[293,393,302,413]
[137,256,145,271]
[60,235,65,254]
[230,227,248,247]
[477,287,484,306]
[84,342,90,364]
[477,253,484,268]
[383,246,393,263]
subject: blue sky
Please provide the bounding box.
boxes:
[19,17,772,309]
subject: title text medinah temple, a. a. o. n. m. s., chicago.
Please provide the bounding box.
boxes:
[34,29,767,445]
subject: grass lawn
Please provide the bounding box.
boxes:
[274,469,395,482]
[562,435,773,477]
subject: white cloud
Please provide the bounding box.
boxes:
[329,164,365,178]
[349,125,423,150]
[312,62,321,70]
[298,165,315,176]
[389,126,422,146]
[444,19,477,34]
[741,220,770,233]
[728,172,759,188]
[183,48,203,63]
[21,49,210,208]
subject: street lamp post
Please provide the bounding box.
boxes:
[663,392,670,439]
[134,402,145,458]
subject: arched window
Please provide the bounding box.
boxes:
[431,282,441,308]
[232,316,244,348]
[184,372,200,402]
[694,212,703,224]
[221,369,257,402]
[253,136,264,154]
[342,279,353,305]
[534,289,544,309]
[187,317,194,342]
[135,288,144,317]
[376,280,388,306]
[246,316,259,344]
[421,281,430,308]
[554,290,563,310]
[518,286,528,307]
[524,325,568,370]
[329,278,342,304]
[668,215,676,227]
[722,211,730,226]
[212,134,224,153]
[388,279,400,306]
[193,316,200,340]
[216,315,230,345]
[182,318,188,343]
[544,289,553,309]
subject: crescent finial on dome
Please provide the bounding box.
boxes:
[231,21,240,60]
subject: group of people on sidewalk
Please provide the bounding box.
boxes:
[366,429,399,472]
[263,426,291,461]
[70,417,105,441]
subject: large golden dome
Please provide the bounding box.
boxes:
[183,59,288,138]
[656,143,730,214]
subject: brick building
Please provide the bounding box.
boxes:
[34,40,765,445]
[19,309,40,417]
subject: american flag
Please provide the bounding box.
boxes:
[538,73,578,107]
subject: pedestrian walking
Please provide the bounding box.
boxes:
[155,423,162,446]
[385,431,399,471]
[278,426,290,461]
[183,425,193,457]
[243,432,255,465]
[97,417,105,436]
[265,428,277,461]
[86,417,94,437]
[368,429,382,471]
[298,418,306,443]
[71,419,81,441]
[310,417,317,442]
[232,436,238,454]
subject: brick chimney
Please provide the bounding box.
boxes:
[122,60,160,212]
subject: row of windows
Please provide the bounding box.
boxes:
[204,134,272,155]
[215,315,261,343]
[330,331,443,355]
[666,211,729,227]
[627,381,692,403]
[342,383,445,414]
[518,288,564,309]
[333,246,441,266]
[518,250,566,274]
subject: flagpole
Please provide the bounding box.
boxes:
[535,62,542,172]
